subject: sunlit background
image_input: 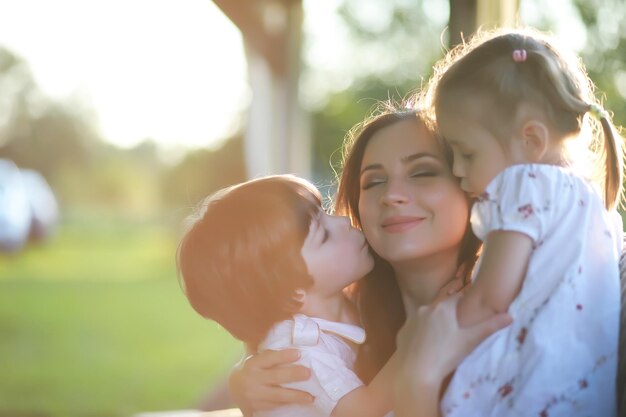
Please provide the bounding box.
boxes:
[0,0,625,416]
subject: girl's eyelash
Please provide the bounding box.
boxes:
[314,218,328,244]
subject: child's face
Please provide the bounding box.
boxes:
[439,115,522,197]
[300,211,374,296]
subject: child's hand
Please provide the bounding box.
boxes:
[229,349,314,414]
[396,294,511,388]
[394,295,511,417]
[432,273,469,305]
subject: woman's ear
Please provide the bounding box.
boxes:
[518,120,550,162]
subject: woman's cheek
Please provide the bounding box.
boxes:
[357,194,382,254]
[435,183,470,242]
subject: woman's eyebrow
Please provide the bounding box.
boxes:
[360,163,383,175]
[401,152,439,164]
[360,152,439,175]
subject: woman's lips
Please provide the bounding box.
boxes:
[381,216,425,233]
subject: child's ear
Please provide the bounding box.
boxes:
[293,288,306,302]
[288,288,307,313]
[518,120,550,162]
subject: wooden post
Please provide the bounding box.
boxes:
[213,0,310,180]
[448,0,477,48]
[476,0,520,30]
[448,0,520,48]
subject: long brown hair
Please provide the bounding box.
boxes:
[333,103,480,381]
[429,27,624,210]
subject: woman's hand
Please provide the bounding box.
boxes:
[394,294,512,417]
[229,349,314,415]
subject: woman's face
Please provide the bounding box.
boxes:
[357,118,469,265]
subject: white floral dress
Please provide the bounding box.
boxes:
[441,164,621,417]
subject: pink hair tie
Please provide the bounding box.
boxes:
[512,49,527,62]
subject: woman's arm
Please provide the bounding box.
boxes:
[394,295,512,417]
[457,230,533,327]
[228,348,313,416]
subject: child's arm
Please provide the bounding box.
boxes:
[394,371,441,417]
[330,353,399,417]
[394,295,513,417]
[457,230,533,327]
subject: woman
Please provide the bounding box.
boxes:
[229,104,512,416]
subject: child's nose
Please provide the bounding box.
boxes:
[336,215,352,230]
[452,159,464,178]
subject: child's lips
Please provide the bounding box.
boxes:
[381,216,425,233]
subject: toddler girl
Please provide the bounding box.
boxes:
[430,28,623,416]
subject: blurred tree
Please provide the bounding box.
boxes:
[51,140,163,215]
[0,46,243,215]
[571,0,626,129]
[307,0,626,188]
[2,103,97,177]
[162,135,246,209]
[306,0,448,184]
[0,47,40,146]
[0,47,104,209]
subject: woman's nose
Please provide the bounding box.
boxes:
[380,180,410,206]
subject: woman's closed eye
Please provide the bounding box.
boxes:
[361,169,438,189]
[410,170,437,178]
[361,177,386,190]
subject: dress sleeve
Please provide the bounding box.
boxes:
[471,164,561,243]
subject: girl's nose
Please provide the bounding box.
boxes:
[452,158,464,179]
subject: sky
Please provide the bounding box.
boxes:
[0,0,249,150]
[0,0,585,152]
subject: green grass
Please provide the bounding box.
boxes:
[0,214,242,417]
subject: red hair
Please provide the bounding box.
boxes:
[177,175,321,348]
